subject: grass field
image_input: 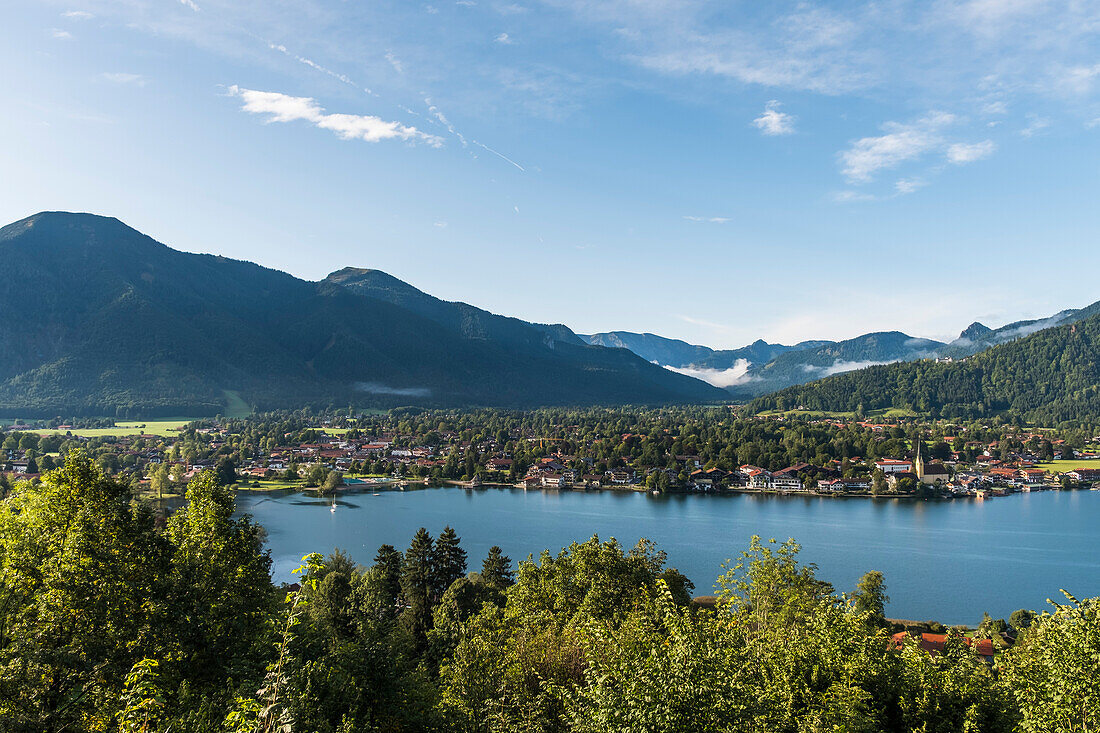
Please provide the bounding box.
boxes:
[34,420,193,438]
[1035,459,1100,473]
[757,407,920,420]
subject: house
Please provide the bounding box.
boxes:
[747,470,772,490]
[1018,468,1046,485]
[690,468,726,490]
[541,473,566,488]
[891,632,995,663]
[485,458,514,472]
[772,474,802,491]
[1067,468,1100,484]
[875,459,912,474]
[608,468,636,485]
[817,478,844,493]
[843,477,872,491]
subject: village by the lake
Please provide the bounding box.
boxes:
[5,411,1100,501]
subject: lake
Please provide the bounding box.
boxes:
[236,486,1100,625]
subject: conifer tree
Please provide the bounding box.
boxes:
[400,528,435,642]
[373,544,403,619]
[432,526,467,599]
[481,545,514,590]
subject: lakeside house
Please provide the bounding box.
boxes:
[891,631,996,664]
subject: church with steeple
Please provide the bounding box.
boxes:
[915,441,949,485]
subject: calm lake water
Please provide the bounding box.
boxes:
[236,487,1100,625]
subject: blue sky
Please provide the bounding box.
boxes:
[3,0,1100,347]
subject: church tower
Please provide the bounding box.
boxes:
[914,440,925,481]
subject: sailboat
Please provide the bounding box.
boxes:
[330,491,337,513]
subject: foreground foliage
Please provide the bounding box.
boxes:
[0,452,1097,731]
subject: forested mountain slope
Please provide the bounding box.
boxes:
[0,212,724,416]
[750,312,1100,423]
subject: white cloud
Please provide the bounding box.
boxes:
[1020,116,1050,137]
[803,359,900,378]
[101,72,147,86]
[354,381,431,397]
[664,359,753,388]
[456,1,476,5]
[1087,117,1100,129]
[752,100,795,136]
[51,28,73,39]
[495,32,514,44]
[179,0,200,11]
[683,215,731,223]
[227,86,443,146]
[895,177,927,194]
[839,111,956,182]
[62,10,93,19]
[434,220,448,228]
[946,139,996,164]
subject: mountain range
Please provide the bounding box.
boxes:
[0,212,724,417]
[2,211,1096,420]
[583,299,1100,398]
[748,308,1100,424]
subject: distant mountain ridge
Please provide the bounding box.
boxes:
[585,299,1100,399]
[0,212,725,416]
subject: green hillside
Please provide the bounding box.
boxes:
[749,312,1100,424]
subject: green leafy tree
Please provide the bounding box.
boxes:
[852,570,889,625]
[999,591,1100,731]
[166,471,276,689]
[0,451,171,730]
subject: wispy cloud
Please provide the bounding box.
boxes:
[62,10,93,19]
[384,51,404,74]
[683,215,731,223]
[227,86,443,146]
[947,139,996,164]
[895,177,927,194]
[839,111,956,182]
[1020,116,1050,137]
[752,100,795,136]
[101,72,147,86]
[51,28,73,39]
[425,97,467,146]
[804,359,900,377]
[831,190,878,203]
[267,43,371,95]
[179,0,200,11]
[495,32,514,44]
